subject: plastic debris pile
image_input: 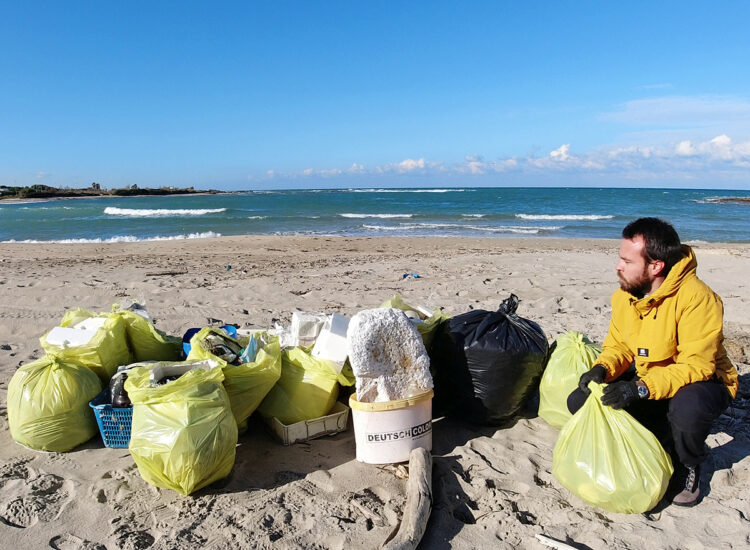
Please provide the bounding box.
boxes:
[7,293,568,499]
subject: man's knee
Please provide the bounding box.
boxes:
[668,381,731,432]
[567,388,588,415]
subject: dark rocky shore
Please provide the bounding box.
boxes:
[0,184,221,200]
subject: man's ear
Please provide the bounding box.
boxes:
[650,259,666,277]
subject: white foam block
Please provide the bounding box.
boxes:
[72,316,108,331]
[346,308,433,403]
[45,326,98,347]
[149,360,214,386]
[312,313,350,371]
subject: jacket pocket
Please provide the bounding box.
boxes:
[634,334,676,369]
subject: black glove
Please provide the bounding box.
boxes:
[601,380,639,409]
[578,364,607,395]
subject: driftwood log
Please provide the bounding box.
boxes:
[381,448,433,550]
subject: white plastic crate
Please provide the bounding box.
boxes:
[264,401,350,445]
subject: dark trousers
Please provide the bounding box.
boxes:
[567,371,731,467]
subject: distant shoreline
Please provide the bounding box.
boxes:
[0,191,222,204]
[0,188,223,202]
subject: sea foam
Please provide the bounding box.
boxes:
[339,213,413,218]
[516,214,613,220]
[3,232,221,244]
[346,188,467,193]
[362,223,560,234]
[104,207,226,217]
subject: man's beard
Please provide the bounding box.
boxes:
[619,268,651,298]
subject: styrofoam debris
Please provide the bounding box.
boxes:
[72,316,107,332]
[346,308,433,402]
[148,360,214,387]
[312,313,350,372]
[45,326,98,347]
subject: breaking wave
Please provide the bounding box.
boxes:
[516,214,613,220]
[362,223,560,234]
[339,213,414,218]
[346,188,467,193]
[104,207,226,217]
[3,232,221,243]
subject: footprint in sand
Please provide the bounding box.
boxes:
[90,465,160,515]
[348,488,394,529]
[0,460,75,529]
[49,533,106,550]
[111,523,156,550]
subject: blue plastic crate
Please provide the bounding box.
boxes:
[89,390,132,448]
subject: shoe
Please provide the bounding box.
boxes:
[671,464,701,507]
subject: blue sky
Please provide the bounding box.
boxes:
[1,2,750,190]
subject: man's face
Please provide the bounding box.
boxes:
[616,236,653,297]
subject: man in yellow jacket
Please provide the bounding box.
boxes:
[568,217,738,507]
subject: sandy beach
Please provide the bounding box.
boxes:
[1,236,748,549]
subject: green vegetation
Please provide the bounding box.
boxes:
[0,183,220,200]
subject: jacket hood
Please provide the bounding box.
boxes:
[652,245,696,299]
[631,244,696,312]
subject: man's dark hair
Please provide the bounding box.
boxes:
[622,217,684,276]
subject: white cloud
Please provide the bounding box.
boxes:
[672,135,750,164]
[396,158,426,172]
[607,146,656,160]
[467,162,484,174]
[256,134,750,184]
[550,144,571,161]
[373,158,442,174]
[319,168,344,176]
[464,155,486,174]
[675,141,695,156]
[497,158,518,170]
[530,144,586,170]
[454,156,519,174]
[300,163,367,178]
[601,95,750,128]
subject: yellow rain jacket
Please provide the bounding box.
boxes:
[596,245,738,400]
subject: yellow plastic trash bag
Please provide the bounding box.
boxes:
[538,331,601,429]
[40,307,132,384]
[337,361,356,387]
[114,309,182,362]
[187,328,282,426]
[552,383,673,514]
[125,364,238,496]
[381,294,448,351]
[186,326,244,366]
[7,355,102,452]
[258,346,340,425]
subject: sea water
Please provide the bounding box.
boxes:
[1,187,749,243]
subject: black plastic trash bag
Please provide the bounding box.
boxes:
[430,294,549,424]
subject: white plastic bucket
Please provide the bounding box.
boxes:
[349,389,433,464]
